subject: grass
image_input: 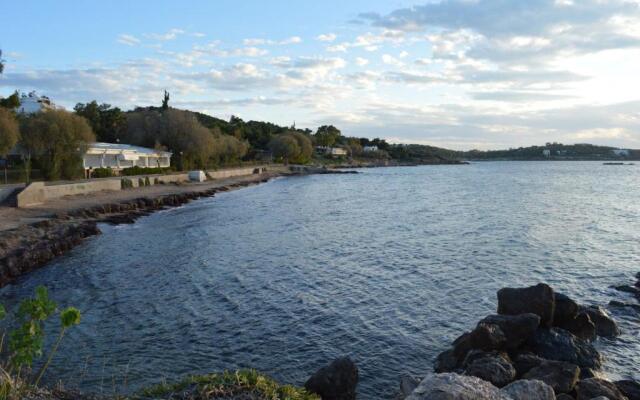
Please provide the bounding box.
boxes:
[135,370,319,400]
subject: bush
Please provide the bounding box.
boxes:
[121,178,133,189]
[138,178,145,187]
[122,166,167,176]
[145,176,151,186]
[91,167,114,178]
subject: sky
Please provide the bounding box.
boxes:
[1,0,640,150]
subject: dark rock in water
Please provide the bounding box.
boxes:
[555,394,575,400]
[434,349,459,373]
[399,375,420,398]
[469,323,507,351]
[613,284,640,295]
[527,327,602,370]
[522,359,580,393]
[305,357,358,400]
[500,379,555,400]
[580,305,620,338]
[405,373,511,400]
[498,283,555,327]
[556,312,596,341]
[479,314,540,350]
[615,380,640,400]
[512,353,545,377]
[554,293,579,325]
[575,378,628,400]
[464,351,516,387]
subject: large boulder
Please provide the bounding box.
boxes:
[479,314,541,349]
[497,284,555,327]
[581,305,620,338]
[555,312,596,341]
[575,378,628,400]
[527,328,602,370]
[405,373,511,400]
[434,349,459,373]
[500,379,555,400]
[512,353,545,377]
[464,351,516,388]
[554,293,579,325]
[616,380,640,400]
[439,323,509,372]
[399,375,420,399]
[304,357,358,400]
[522,360,580,393]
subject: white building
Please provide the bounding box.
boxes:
[316,146,348,157]
[16,92,62,114]
[363,145,379,152]
[83,142,172,173]
[612,149,630,157]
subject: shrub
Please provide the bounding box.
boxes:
[145,176,151,186]
[121,178,133,189]
[91,167,114,178]
[138,178,145,187]
[122,166,167,176]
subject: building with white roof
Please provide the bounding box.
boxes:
[83,142,172,173]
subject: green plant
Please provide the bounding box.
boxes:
[0,286,82,397]
[144,176,151,186]
[92,167,114,178]
[138,177,145,187]
[121,178,133,189]
[122,166,167,176]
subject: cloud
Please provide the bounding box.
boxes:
[243,36,302,46]
[145,28,185,41]
[317,33,337,42]
[382,54,404,67]
[117,34,140,46]
[355,57,369,66]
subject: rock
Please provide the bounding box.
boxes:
[575,378,628,400]
[464,351,516,387]
[527,328,602,370]
[556,395,575,400]
[400,375,420,398]
[609,301,640,313]
[405,373,511,400]
[513,353,545,377]
[498,284,555,327]
[435,349,459,373]
[479,314,541,350]
[304,357,358,400]
[615,380,640,400]
[581,305,621,338]
[554,293,580,325]
[522,360,580,393]
[556,312,596,341]
[501,379,555,400]
[613,285,640,295]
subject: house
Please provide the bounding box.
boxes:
[315,146,348,157]
[16,92,62,114]
[612,149,630,157]
[83,142,172,174]
[542,149,551,157]
[363,145,379,152]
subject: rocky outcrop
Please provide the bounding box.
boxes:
[497,283,555,328]
[463,351,516,387]
[575,378,628,400]
[616,380,640,400]
[522,360,580,393]
[304,357,358,400]
[501,379,555,400]
[527,327,602,370]
[405,373,511,400]
[580,305,621,338]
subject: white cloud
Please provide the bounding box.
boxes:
[355,57,369,66]
[382,54,404,67]
[317,33,337,42]
[243,36,302,46]
[145,28,185,41]
[117,34,140,46]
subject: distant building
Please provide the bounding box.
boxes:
[542,149,551,157]
[16,91,62,114]
[315,146,348,157]
[612,149,630,157]
[363,145,379,152]
[83,142,172,174]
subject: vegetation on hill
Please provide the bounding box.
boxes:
[464,142,639,160]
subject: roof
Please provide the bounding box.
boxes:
[87,142,172,156]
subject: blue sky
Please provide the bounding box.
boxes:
[2,0,640,150]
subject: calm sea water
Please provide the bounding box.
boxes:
[1,162,639,399]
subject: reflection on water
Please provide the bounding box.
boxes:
[1,162,639,399]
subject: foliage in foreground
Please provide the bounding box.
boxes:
[0,286,81,400]
[137,370,319,400]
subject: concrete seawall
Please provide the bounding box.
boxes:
[14,166,270,208]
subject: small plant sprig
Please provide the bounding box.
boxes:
[0,285,82,396]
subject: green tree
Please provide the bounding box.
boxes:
[20,110,95,180]
[269,131,313,164]
[74,101,126,143]
[0,49,5,74]
[0,91,20,109]
[0,108,19,156]
[161,90,170,110]
[315,125,341,147]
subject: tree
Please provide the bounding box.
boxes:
[315,125,341,147]
[74,101,126,143]
[0,49,5,74]
[269,131,313,164]
[20,110,95,180]
[0,91,20,109]
[161,90,170,110]
[0,108,19,156]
